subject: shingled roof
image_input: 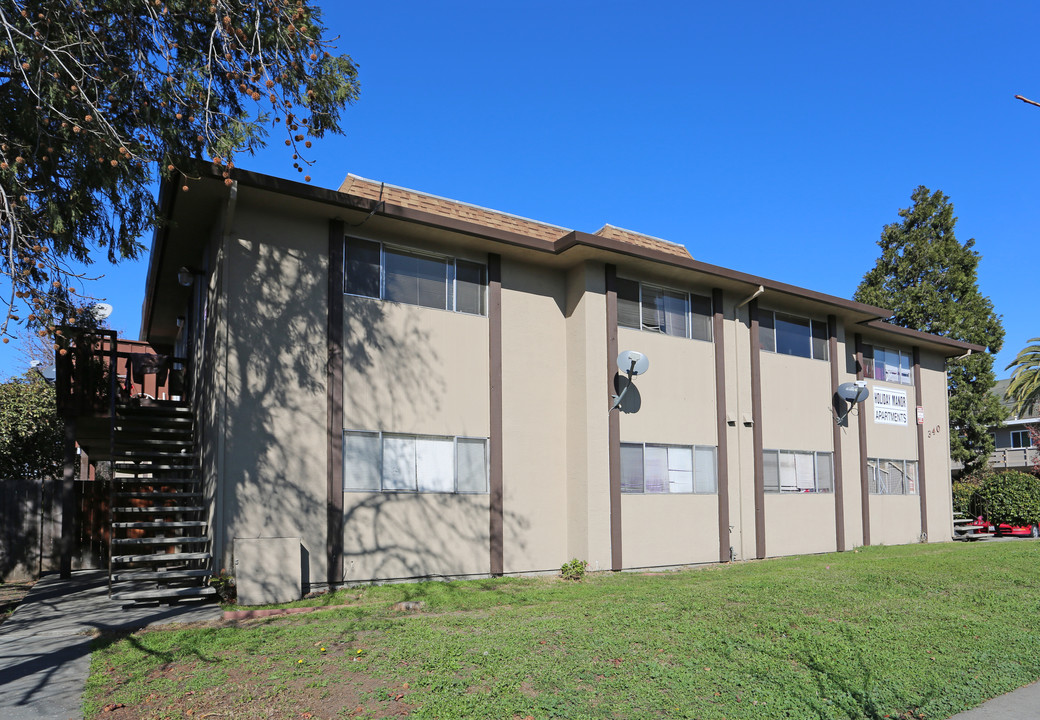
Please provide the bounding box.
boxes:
[338,174,692,260]
[339,175,568,244]
[593,224,692,260]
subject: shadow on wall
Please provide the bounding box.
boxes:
[341,492,530,581]
[220,234,514,585]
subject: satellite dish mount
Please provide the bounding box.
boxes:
[610,350,649,413]
[834,381,869,427]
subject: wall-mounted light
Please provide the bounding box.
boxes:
[177,266,200,287]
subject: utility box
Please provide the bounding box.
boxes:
[234,537,302,605]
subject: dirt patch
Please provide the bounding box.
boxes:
[0,580,34,625]
[92,655,414,719]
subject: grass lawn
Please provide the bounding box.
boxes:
[85,541,1040,719]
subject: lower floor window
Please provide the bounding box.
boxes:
[763,450,833,493]
[867,458,918,495]
[343,431,488,493]
[621,443,717,494]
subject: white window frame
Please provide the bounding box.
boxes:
[763,449,834,493]
[620,442,717,494]
[343,430,489,494]
[866,457,919,495]
[1010,429,1033,449]
[617,278,713,342]
[343,236,488,317]
[759,310,829,361]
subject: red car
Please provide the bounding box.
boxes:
[993,521,1040,538]
[970,516,1040,538]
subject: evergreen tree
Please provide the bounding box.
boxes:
[854,186,1005,473]
[0,1,360,341]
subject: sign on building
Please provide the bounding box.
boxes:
[874,387,908,426]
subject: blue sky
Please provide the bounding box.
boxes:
[1,1,1036,377]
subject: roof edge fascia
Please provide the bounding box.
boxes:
[859,319,988,355]
[154,167,989,347]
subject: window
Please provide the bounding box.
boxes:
[621,443,717,494]
[759,311,828,360]
[861,345,913,385]
[343,431,488,493]
[617,278,712,341]
[1011,430,1034,449]
[344,237,487,316]
[763,450,833,493]
[867,458,918,495]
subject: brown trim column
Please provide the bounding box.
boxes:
[605,264,622,571]
[749,300,766,559]
[712,289,731,563]
[913,347,928,541]
[326,220,345,587]
[855,333,870,547]
[827,315,846,552]
[488,254,504,575]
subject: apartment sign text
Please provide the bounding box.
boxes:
[874,387,908,425]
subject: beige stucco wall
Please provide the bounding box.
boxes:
[759,352,833,452]
[339,269,491,581]
[617,328,716,445]
[500,259,570,573]
[218,201,329,588]
[565,262,612,570]
[621,494,720,567]
[616,326,719,567]
[920,350,953,542]
[341,298,489,436]
[728,299,757,561]
[869,495,923,546]
[343,492,490,580]
[764,494,837,556]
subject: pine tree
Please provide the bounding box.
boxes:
[854,186,1005,473]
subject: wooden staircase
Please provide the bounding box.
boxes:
[108,400,215,602]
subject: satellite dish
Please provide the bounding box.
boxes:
[617,350,649,376]
[833,381,869,427]
[91,302,113,320]
[611,350,649,413]
[837,381,869,404]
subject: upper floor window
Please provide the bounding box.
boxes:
[763,449,833,493]
[616,278,712,341]
[759,310,828,361]
[861,344,912,385]
[345,237,487,316]
[1010,429,1035,449]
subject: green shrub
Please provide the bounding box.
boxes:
[560,558,588,581]
[952,474,981,513]
[971,471,1040,526]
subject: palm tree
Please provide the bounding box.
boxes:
[1004,338,1040,418]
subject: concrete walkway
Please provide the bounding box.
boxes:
[0,571,221,720]
[946,680,1040,719]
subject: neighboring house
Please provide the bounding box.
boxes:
[57,167,983,603]
[952,379,1039,476]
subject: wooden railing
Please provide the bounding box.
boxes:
[952,447,1039,473]
[54,328,188,419]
